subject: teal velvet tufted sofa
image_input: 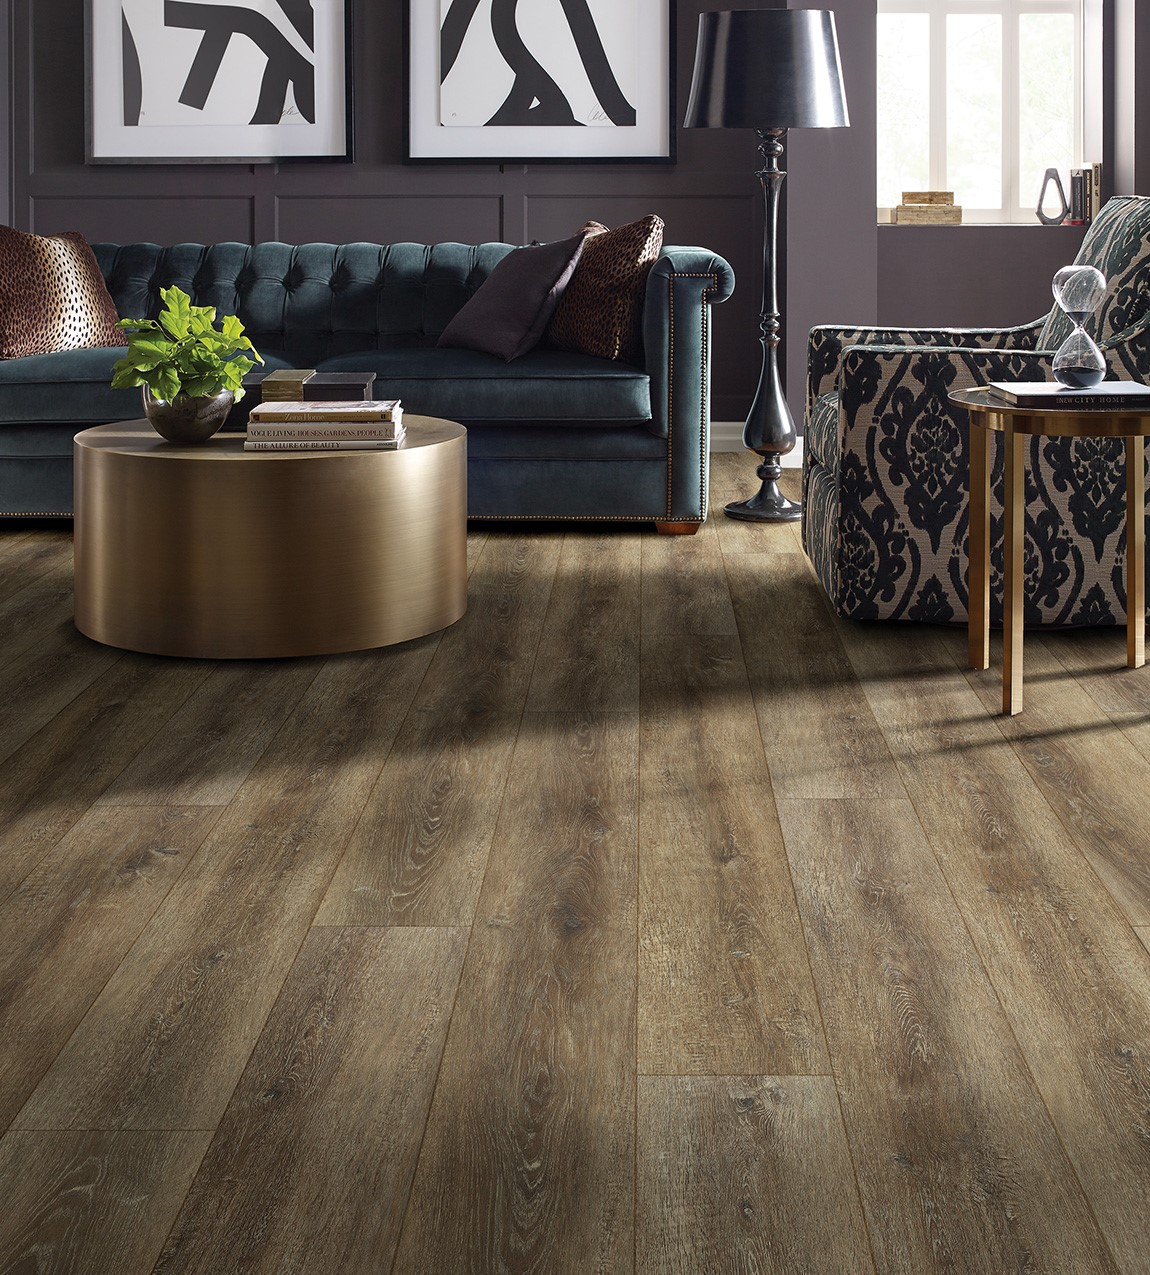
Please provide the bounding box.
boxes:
[0,240,734,528]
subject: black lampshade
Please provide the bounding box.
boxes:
[684,9,849,131]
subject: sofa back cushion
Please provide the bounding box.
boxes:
[94,241,519,367]
[1037,195,1150,358]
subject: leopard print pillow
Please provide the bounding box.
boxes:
[547,215,664,364]
[0,225,126,359]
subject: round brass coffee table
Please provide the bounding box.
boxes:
[74,417,467,658]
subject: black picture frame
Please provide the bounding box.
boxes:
[406,0,676,164]
[87,0,353,164]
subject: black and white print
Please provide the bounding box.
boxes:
[87,0,349,162]
[120,0,316,130]
[407,0,672,162]
[439,0,636,129]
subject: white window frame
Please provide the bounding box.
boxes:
[878,0,1084,224]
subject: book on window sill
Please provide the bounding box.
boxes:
[246,422,404,441]
[984,380,1150,409]
[243,434,405,452]
[247,399,403,423]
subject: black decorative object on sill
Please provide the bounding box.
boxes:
[684,9,849,522]
[1037,168,1071,225]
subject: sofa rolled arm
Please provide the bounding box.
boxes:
[807,317,1048,421]
[642,247,735,520]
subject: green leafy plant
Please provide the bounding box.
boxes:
[111,285,262,403]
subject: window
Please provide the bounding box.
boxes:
[877,0,1084,223]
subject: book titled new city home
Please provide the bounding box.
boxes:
[985,380,1150,409]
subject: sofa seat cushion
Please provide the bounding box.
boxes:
[465,422,665,461]
[0,345,295,424]
[317,347,651,422]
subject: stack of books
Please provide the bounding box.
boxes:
[984,380,1150,409]
[1067,162,1104,225]
[892,191,962,225]
[244,399,406,451]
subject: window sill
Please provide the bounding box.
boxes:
[877,220,1090,231]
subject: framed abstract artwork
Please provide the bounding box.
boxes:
[407,0,675,163]
[87,0,352,163]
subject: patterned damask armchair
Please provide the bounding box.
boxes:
[802,194,1150,626]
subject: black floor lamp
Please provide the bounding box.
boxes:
[685,9,849,522]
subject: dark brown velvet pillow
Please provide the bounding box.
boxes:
[546,215,665,364]
[0,225,125,359]
[437,233,586,362]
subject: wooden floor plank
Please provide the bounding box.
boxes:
[725,550,902,799]
[641,514,737,636]
[838,621,1150,1273]
[12,642,436,1133]
[96,660,322,806]
[639,634,828,1075]
[636,1074,873,1275]
[0,1130,211,1275]
[957,637,1150,925]
[0,529,70,603]
[0,655,210,903]
[392,711,637,1274]
[526,531,642,710]
[153,926,466,1275]
[0,554,73,670]
[711,454,805,557]
[780,796,1118,1274]
[1039,628,1150,763]
[316,534,561,928]
[467,525,489,575]
[1138,928,1150,955]
[0,804,219,1130]
[0,629,125,765]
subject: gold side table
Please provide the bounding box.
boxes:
[74,417,467,658]
[951,387,1149,715]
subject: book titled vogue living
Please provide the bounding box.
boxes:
[243,433,405,452]
[246,422,403,441]
[984,380,1150,409]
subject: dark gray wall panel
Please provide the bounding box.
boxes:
[276,196,504,248]
[0,0,10,225]
[31,197,255,244]
[785,0,879,426]
[877,224,1088,329]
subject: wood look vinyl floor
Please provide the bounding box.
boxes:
[1,452,1149,1274]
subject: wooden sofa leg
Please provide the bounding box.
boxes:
[655,521,702,535]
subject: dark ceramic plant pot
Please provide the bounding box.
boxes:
[143,387,235,444]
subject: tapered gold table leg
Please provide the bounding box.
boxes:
[1002,426,1026,715]
[1128,435,1146,668]
[968,417,991,669]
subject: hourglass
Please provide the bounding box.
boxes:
[1051,264,1107,388]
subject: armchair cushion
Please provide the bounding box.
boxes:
[1037,195,1150,353]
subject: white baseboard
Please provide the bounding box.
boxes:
[710,421,803,468]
